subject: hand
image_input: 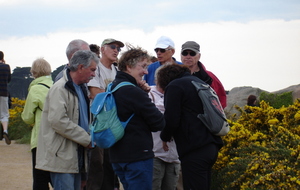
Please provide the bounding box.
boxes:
[162,141,169,151]
[138,80,151,93]
[87,142,96,149]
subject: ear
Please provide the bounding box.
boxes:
[78,64,84,71]
[171,49,175,55]
[125,65,133,73]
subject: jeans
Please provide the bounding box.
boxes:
[181,143,219,190]
[112,158,153,190]
[50,172,81,190]
[152,157,180,190]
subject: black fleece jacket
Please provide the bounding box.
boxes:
[160,72,223,160]
[109,71,165,163]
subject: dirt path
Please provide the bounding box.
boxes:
[0,140,32,190]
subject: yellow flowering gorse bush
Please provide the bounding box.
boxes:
[212,100,300,190]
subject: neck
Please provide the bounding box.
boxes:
[190,64,200,73]
[100,57,114,69]
[161,58,174,65]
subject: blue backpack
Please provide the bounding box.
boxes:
[90,82,135,148]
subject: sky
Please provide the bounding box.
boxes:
[0,0,300,92]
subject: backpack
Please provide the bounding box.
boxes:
[191,80,230,136]
[89,82,135,148]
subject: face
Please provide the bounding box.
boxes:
[154,47,175,64]
[181,50,200,69]
[127,59,149,83]
[78,60,97,84]
[102,43,121,62]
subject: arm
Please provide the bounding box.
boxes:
[88,86,105,99]
[21,86,40,124]
[160,84,183,142]
[46,86,90,147]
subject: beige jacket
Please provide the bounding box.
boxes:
[36,69,90,173]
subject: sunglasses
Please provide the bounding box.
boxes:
[108,44,121,52]
[181,51,197,56]
[154,48,171,53]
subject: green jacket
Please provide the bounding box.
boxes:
[21,75,53,150]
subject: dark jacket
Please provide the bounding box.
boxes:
[109,71,165,163]
[0,62,11,97]
[160,72,223,159]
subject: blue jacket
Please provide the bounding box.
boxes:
[144,58,182,86]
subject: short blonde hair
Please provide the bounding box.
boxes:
[31,58,52,78]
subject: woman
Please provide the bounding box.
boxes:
[156,64,223,190]
[21,58,53,190]
[109,46,165,190]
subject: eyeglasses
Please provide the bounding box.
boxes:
[154,48,171,53]
[108,44,121,52]
[181,51,197,56]
[137,63,148,70]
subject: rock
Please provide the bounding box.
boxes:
[224,84,300,117]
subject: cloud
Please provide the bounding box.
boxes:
[1,19,299,92]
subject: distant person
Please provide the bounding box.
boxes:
[144,36,182,86]
[150,56,158,63]
[109,45,165,190]
[247,95,257,106]
[245,95,257,113]
[181,41,227,108]
[36,50,99,190]
[0,51,11,145]
[54,39,90,82]
[156,64,223,190]
[89,44,100,58]
[21,58,53,190]
[87,38,124,190]
[149,85,180,190]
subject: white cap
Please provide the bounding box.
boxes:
[154,36,175,49]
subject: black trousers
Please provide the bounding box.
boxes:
[180,143,219,190]
[86,147,120,190]
[32,148,52,190]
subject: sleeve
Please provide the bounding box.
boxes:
[46,86,90,147]
[160,84,184,142]
[207,71,227,108]
[21,86,40,125]
[87,64,102,88]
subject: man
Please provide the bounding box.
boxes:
[181,41,227,108]
[54,39,91,82]
[36,50,99,190]
[144,36,182,86]
[87,38,124,190]
[0,51,11,145]
[88,38,124,99]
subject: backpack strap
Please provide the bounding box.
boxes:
[106,82,135,93]
[38,83,50,89]
[37,83,51,111]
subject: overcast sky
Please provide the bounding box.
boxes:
[1,0,299,92]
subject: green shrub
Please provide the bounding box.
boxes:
[8,98,32,144]
[260,91,293,108]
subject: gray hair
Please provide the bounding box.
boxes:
[66,39,90,61]
[69,50,99,71]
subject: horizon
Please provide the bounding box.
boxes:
[1,0,300,92]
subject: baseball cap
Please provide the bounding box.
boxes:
[101,38,124,47]
[154,36,175,49]
[181,41,200,53]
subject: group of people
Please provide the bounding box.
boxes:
[1,35,228,190]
